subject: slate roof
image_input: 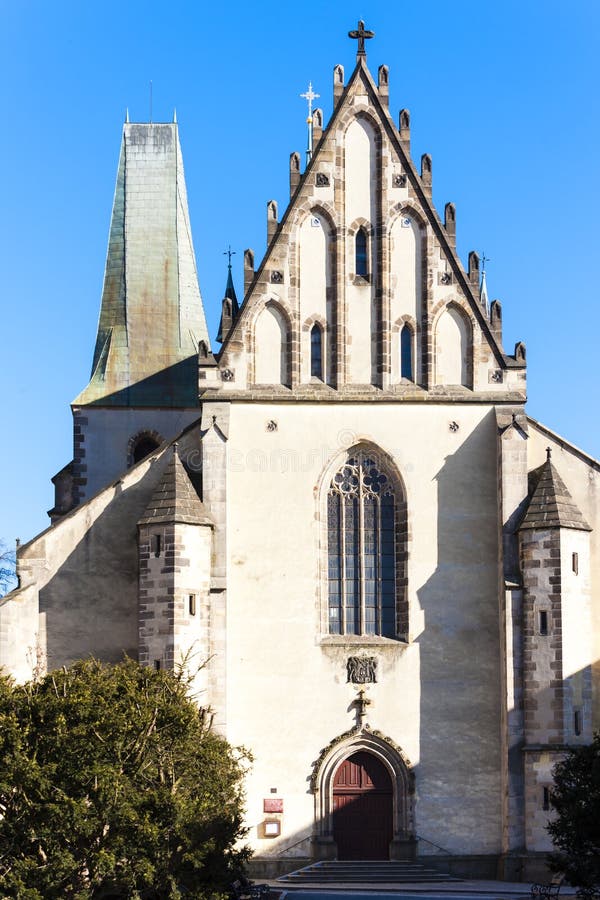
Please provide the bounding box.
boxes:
[519,455,591,531]
[138,446,213,526]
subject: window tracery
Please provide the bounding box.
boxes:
[327,452,397,637]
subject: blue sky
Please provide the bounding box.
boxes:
[1,0,599,547]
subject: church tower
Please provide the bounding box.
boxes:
[50,121,211,518]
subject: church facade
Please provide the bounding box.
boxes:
[2,27,599,880]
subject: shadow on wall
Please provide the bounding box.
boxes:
[415,409,502,856]
[84,355,201,408]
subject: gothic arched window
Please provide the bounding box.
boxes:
[311,324,323,379]
[327,452,398,637]
[400,324,413,381]
[355,228,368,277]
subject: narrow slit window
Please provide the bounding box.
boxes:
[151,534,161,558]
[400,325,414,380]
[355,228,368,277]
[311,324,323,379]
[154,660,161,671]
[574,709,581,736]
[572,552,579,575]
[539,610,548,635]
[543,787,550,811]
[189,594,196,616]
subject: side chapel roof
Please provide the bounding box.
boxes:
[519,453,591,532]
[138,445,212,526]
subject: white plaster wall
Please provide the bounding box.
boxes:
[390,216,421,381]
[435,307,469,386]
[561,529,592,741]
[254,307,286,385]
[173,524,213,700]
[345,118,377,385]
[76,406,200,501]
[223,401,502,857]
[299,215,329,382]
[344,118,376,228]
[0,586,41,681]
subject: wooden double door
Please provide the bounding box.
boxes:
[332,751,393,860]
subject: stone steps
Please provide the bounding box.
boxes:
[278,860,460,884]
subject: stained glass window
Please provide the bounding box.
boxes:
[327,453,397,637]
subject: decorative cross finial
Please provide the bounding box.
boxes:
[300,81,319,118]
[348,20,375,58]
[481,251,491,274]
[546,446,552,461]
[223,245,236,269]
[354,688,372,726]
[300,82,320,165]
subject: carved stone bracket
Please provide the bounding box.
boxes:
[393,173,407,188]
[439,271,452,285]
[316,172,330,186]
[221,368,235,382]
[490,369,503,383]
[270,270,283,284]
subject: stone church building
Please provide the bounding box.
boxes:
[2,26,599,880]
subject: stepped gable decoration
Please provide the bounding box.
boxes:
[138,445,212,527]
[215,21,521,381]
[519,448,592,532]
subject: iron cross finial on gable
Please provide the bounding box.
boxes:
[223,245,236,269]
[348,20,374,58]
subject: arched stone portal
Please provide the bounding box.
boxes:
[310,726,416,861]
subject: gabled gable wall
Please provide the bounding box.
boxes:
[212,61,526,401]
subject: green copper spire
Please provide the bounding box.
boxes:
[74,122,210,408]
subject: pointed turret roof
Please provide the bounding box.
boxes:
[216,261,240,343]
[138,445,213,526]
[519,452,591,531]
[75,122,210,408]
[480,269,489,315]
